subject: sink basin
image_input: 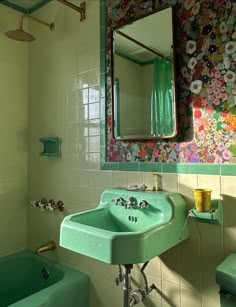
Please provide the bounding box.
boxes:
[60,189,188,264]
[216,254,236,295]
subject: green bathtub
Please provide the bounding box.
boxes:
[0,250,89,307]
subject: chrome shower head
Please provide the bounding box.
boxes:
[5,14,55,42]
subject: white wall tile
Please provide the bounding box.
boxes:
[181,287,202,307]
[198,175,221,199]
[0,6,28,254]
[161,173,178,192]
[162,281,181,307]
[202,295,220,307]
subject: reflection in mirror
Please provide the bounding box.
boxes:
[112,7,176,140]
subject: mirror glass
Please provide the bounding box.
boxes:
[112,7,176,140]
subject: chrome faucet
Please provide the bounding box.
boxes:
[114,196,149,209]
[36,240,56,254]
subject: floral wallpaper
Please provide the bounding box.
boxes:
[106,0,236,163]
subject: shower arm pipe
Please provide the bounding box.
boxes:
[57,0,86,21]
[116,30,165,59]
[19,14,55,31]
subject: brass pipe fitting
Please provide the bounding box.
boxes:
[36,240,56,254]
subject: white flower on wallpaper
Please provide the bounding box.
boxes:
[186,40,197,54]
[192,2,200,15]
[187,57,197,69]
[181,66,189,78]
[224,70,236,84]
[225,41,236,55]
[184,0,195,10]
[223,56,231,69]
[190,80,202,94]
[219,21,227,34]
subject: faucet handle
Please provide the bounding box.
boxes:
[115,197,126,206]
[137,200,149,209]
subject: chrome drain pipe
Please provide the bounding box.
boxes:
[123,264,133,307]
[116,262,157,307]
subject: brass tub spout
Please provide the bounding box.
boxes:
[36,240,56,254]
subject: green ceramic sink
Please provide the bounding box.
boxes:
[216,254,236,295]
[60,189,188,264]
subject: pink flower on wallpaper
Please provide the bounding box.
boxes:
[184,149,192,159]
[146,141,154,149]
[220,93,228,101]
[152,148,159,157]
[189,143,198,151]
[207,87,213,94]
[198,132,206,140]
[222,149,233,160]
[206,105,214,113]
[217,143,225,151]
[216,80,223,88]
[213,98,220,105]
[214,88,222,96]
[211,78,218,86]
[194,118,201,128]
[201,99,208,106]
[214,155,223,163]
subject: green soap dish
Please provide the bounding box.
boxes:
[39,137,61,157]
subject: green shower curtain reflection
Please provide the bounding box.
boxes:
[151,57,173,136]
